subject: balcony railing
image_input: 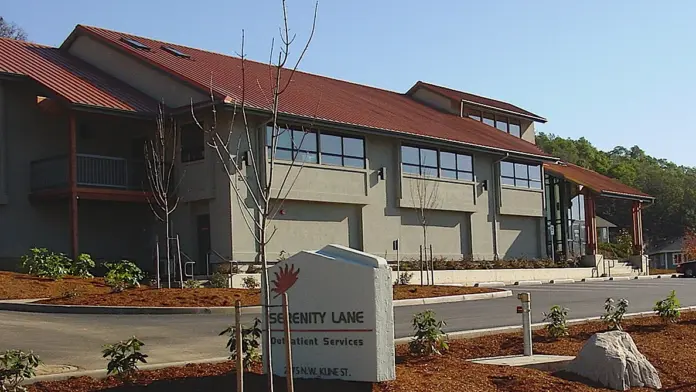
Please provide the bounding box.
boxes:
[31,154,146,192]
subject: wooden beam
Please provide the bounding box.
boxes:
[68,112,79,259]
[584,191,598,255]
[632,201,644,255]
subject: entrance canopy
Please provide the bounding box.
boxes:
[543,162,654,202]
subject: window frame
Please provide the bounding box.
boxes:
[500,161,542,190]
[401,144,475,182]
[319,132,366,169]
[265,126,366,169]
[463,105,525,139]
[180,123,205,163]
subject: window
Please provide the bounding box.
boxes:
[161,45,190,58]
[266,126,318,163]
[120,37,150,50]
[320,133,365,168]
[509,119,521,137]
[482,112,495,127]
[464,107,523,138]
[466,108,481,121]
[402,145,474,181]
[500,161,542,189]
[181,123,204,162]
[495,116,508,132]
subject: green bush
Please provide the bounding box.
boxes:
[602,297,629,331]
[209,272,228,288]
[245,264,261,274]
[395,256,568,271]
[183,279,204,289]
[409,310,448,356]
[654,290,681,323]
[543,305,569,339]
[0,349,41,392]
[70,253,95,278]
[242,276,259,289]
[104,261,144,292]
[394,271,413,285]
[102,337,148,381]
[219,318,262,370]
[20,248,69,280]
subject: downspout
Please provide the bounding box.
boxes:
[491,153,509,260]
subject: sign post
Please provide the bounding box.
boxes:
[262,244,396,382]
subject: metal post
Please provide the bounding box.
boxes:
[518,292,533,356]
[176,234,183,288]
[235,300,243,391]
[429,244,434,286]
[419,245,424,286]
[282,293,294,392]
[155,235,161,289]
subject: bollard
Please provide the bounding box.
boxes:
[517,292,533,356]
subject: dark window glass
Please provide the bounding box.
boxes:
[467,109,482,121]
[403,164,420,175]
[343,137,364,158]
[181,123,204,162]
[402,146,473,181]
[458,171,474,181]
[421,166,438,177]
[420,148,437,167]
[501,161,542,189]
[483,112,495,127]
[344,157,364,168]
[320,133,365,168]
[293,129,317,151]
[509,119,521,137]
[457,154,473,172]
[265,126,317,164]
[322,154,342,166]
[161,45,190,58]
[121,37,150,50]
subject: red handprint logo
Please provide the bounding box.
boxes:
[271,264,300,299]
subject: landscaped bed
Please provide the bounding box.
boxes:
[0,272,499,307]
[27,311,696,391]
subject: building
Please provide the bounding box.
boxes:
[649,238,685,270]
[0,25,653,275]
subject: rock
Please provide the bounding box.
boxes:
[566,331,661,391]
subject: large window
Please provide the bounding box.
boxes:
[401,145,474,180]
[500,161,542,189]
[181,123,204,162]
[265,126,365,168]
[465,108,523,138]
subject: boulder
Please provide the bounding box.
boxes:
[566,331,661,391]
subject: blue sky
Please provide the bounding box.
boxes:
[4,1,694,165]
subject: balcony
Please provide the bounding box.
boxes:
[30,154,151,202]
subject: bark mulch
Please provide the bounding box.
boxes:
[649,268,677,275]
[3,272,498,307]
[28,312,696,392]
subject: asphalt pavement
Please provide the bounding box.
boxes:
[1,278,693,372]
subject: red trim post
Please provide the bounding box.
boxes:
[584,191,597,255]
[68,112,79,259]
[632,201,644,255]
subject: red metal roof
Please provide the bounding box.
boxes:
[411,81,547,122]
[544,161,653,201]
[0,37,157,113]
[71,25,554,159]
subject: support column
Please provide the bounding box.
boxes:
[68,112,79,259]
[584,190,597,255]
[632,201,644,255]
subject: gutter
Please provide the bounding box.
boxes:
[491,153,510,260]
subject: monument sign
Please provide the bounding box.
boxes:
[262,244,396,382]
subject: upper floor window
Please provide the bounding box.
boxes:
[401,145,474,181]
[500,161,542,189]
[266,126,365,168]
[465,108,523,138]
[181,123,204,162]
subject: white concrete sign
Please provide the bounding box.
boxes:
[262,244,396,382]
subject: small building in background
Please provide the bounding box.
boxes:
[649,237,684,270]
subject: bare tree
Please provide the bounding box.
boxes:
[409,171,441,286]
[194,1,318,390]
[145,105,182,289]
[0,17,27,40]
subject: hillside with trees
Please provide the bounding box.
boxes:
[536,132,696,247]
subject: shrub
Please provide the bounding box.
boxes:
[183,279,204,289]
[602,297,629,331]
[20,248,69,280]
[102,337,148,381]
[409,310,448,356]
[209,272,228,288]
[245,264,261,274]
[219,318,262,370]
[104,261,144,293]
[70,253,95,278]
[242,276,259,289]
[654,290,681,323]
[0,349,41,392]
[542,305,569,339]
[394,271,413,285]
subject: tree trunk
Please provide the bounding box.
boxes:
[260,213,274,392]
[165,204,171,289]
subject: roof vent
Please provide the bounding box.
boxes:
[161,45,190,58]
[120,37,150,51]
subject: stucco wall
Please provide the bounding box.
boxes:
[409,88,459,114]
[399,209,471,259]
[498,215,543,258]
[400,175,476,212]
[68,35,209,107]
[500,186,544,217]
[521,120,536,144]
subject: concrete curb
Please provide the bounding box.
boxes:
[393,290,512,307]
[474,281,505,288]
[25,357,230,385]
[549,278,575,284]
[635,275,656,280]
[581,277,608,282]
[609,276,631,281]
[0,290,512,315]
[514,280,542,286]
[655,274,681,279]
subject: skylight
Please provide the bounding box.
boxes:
[161,45,190,58]
[120,37,150,50]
